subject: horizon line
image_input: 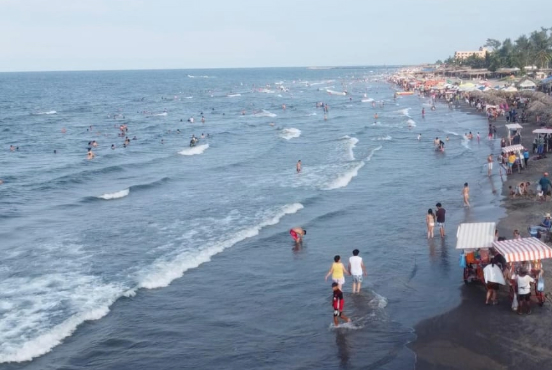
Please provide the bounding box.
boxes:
[0,64,412,74]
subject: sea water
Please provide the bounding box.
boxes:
[0,68,504,369]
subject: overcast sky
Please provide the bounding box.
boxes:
[1,0,551,72]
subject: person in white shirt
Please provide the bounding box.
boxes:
[348,249,367,294]
[514,269,535,315]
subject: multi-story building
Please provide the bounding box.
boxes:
[454,47,488,60]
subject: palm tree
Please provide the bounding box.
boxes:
[529,29,552,69]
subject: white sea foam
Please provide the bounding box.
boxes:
[139,203,304,289]
[407,119,416,127]
[97,189,129,200]
[280,128,301,140]
[227,93,241,97]
[325,161,365,190]
[370,292,388,309]
[361,98,374,103]
[187,75,209,78]
[372,135,392,141]
[154,112,168,116]
[258,88,275,94]
[325,89,347,96]
[184,96,193,99]
[34,110,57,115]
[307,112,317,116]
[398,108,411,117]
[445,130,460,136]
[178,144,209,156]
[346,137,359,160]
[253,110,277,118]
[0,269,124,363]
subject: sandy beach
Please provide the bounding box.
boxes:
[410,90,552,370]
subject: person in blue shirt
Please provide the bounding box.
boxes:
[541,213,552,229]
[523,148,530,167]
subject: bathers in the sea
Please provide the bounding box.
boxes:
[290,229,299,241]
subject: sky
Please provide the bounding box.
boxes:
[1,0,552,72]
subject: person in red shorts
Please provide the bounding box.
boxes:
[289,227,306,244]
[332,282,351,326]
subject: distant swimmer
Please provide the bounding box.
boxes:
[296,160,302,173]
[477,132,480,143]
[201,116,205,123]
[282,104,286,110]
[289,227,306,244]
[324,114,327,121]
[201,133,205,139]
[446,136,449,141]
[87,149,95,160]
[422,108,425,117]
[431,105,436,111]
[61,128,66,133]
[10,145,15,152]
[418,134,421,141]
[54,150,57,154]
[374,113,378,122]
[463,182,470,208]
[0,179,3,185]
[433,137,440,148]
[111,144,116,150]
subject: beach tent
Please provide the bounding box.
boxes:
[533,128,552,134]
[458,83,476,92]
[517,79,537,91]
[503,86,518,92]
[501,144,524,154]
[501,144,526,168]
[456,222,496,250]
[493,238,552,262]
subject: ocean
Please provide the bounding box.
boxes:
[0,68,504,369]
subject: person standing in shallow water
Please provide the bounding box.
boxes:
[331,282,351,326]
[463,183,470,208]
[426,209,435,239]
[296,160,301,173]
[325,255,349,289]
[435,203,446,238]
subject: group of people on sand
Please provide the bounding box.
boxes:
[288,227,367,326]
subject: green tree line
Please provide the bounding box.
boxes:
[437,27,552,72]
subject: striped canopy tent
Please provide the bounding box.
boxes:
[456,222,496,250]
[501,144,524,154]
[493,238,552,262]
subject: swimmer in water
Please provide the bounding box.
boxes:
[374,113,378,122]
[418,134,421,141]
[87,149,95,160]
[111,144,116,150]
[201,133,205,139]
[446,136,449,141]
[201,116,205,123]
[296,160,302,173]
[434,137,440,148]
[289,227,306,244]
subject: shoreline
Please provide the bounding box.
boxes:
[408,91,552,369]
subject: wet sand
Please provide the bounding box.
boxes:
[410,99,552,370]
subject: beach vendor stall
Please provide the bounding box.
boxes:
[501,144,525,172]
[492,238,552,308]
[457,222,496,284]
[532,128,552,154]
[505,123,523,144]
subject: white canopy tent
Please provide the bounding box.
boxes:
[533,128,552,134]
[456,222,496,250]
